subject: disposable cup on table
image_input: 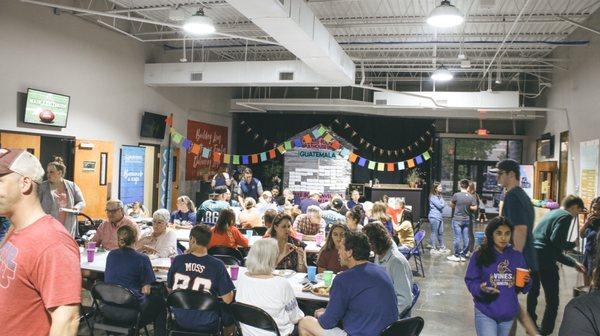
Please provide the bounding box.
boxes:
[86,249,95,263]
[307,266,317,282]
[246,230,253,240]
[315,234,324,246]
[296,233,304,241]
[87,242,97,250]
[515,268,530,287]
[323,270,334,287]
[230,265,239,280]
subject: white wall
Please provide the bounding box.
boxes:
[526,8,600,197]
[0,1,234,198]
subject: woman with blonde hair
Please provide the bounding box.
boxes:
[240,197,262,229]
[371,201,394,235]
[171,195,197,228]
[39,156,86,237]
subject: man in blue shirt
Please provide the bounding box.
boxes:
[167,225,235,333]
[197,186,231,226]
[299,231,398,336]
[237,168,263,204]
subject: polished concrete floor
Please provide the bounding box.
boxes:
[78,220,583,336]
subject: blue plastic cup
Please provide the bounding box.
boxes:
[307,266,317,282]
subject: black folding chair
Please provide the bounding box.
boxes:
[208,246,244,265]
[90,282,151,336]
[252,227,268,236]
[167,290,223,336]
[380,316,425,336]
[230,302,281,336]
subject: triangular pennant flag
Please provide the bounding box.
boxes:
[172,132,183,144]
[233,155,240,165]
[242,155,249,165]
[201,147,211,158]
[349,152,358,163]
[415,155,423,165]
[312,128,321,139]
[302,134,312,144]
[223,154,231,164]
[398,161,405,170]
[293,138,302,148]
[169,128,176,135]
[251,154,259,164]
[367,161,376,170]
[165,115,173,127]
[212,151,221,163]
[268,149,276,159]
[423,151,431,160]
[260,152,267,162]
[277,145,286,154]
[284,141,292,150]
[182,139,192,150]
[377,162,385,171]
[387,163,395,172]
[190,144,201,155]
[323,134,334,143]
[330,140,341,150]
[339,148,351,158]
[407,159,415,168]
[358,157,367,167]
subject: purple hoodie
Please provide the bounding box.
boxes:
[465,245,531,322]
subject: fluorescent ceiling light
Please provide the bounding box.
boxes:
[431,66,454,82]
[427,1,464,28]
[183,9,215,35]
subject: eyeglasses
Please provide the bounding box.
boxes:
[105,208,121,213]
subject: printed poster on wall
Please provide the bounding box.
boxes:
[519,165,534,199]
[579,139,599,208]
[119,146,145,205]
[186,120,228,181]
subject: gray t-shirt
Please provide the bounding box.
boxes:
[451,192,476,221]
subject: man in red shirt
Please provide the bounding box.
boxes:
[0,148,81,336]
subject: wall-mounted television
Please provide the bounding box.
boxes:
[24,88,70,128]
[538,133,554,158]
[140,112,167,139]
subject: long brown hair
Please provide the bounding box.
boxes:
[430,181,441,196]
[268,213,293,239]
[215,208,236,234]
[321,223,349,252]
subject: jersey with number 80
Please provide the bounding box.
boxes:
[172,272,213,292]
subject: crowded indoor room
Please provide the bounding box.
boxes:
[2,0,600,335]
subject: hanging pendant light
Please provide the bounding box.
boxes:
[183,8,215,35]
[427,1,464,28]
[431,65,454,82]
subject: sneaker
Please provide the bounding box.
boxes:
[439,248,451,254]
[465,251,471,258]
[459,256,467,262]
[447,255,461,262]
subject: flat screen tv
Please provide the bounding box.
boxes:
[24,88,70,128]
[140,112,167,139]
[539,133,554,158]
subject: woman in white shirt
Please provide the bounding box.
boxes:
[236,238,305,336]
[136,208,177,258]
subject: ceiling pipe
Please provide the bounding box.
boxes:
[20,0,282,46]
[555,15,600,36]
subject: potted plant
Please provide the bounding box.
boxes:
[406,168,422,188]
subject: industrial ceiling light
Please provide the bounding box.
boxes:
[183,8,215,35]
[426,1,464,28]
[431,65,453,82]
[495,63,502,84]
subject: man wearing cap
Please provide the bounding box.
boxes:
[90,199,140,250]
[495,159,537,335]
[197,186,231,227]
[0,148,81,336]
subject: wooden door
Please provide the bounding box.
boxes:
[0,132,41,159]
[74,140,114,219]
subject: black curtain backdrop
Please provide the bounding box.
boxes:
[232,113,435,189]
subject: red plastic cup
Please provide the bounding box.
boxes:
[516,268,529,287]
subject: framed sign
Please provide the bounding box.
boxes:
[119,146,145,205]
[185,120,228,181]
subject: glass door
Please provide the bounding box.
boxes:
[454,160,502,216]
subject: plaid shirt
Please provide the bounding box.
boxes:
[294,214,325,236]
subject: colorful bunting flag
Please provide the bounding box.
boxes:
[212,151,221,163]
[268,149,276,159]
[172,132,183,144]
[277,145,286,154]
[201,147,210,158]
[387,163,394,172]
[407,159,415,168]
[312,128,321,138]
[181,139,192,150]
[339,148,351,158]
[377,163,384,171]
[323,134,334,143]
[397,161,405,170]
[317,126,326,136]
[349,153,358,163]
[358,157,367,167]
[169,128,176,134]
[284,141,292,150]
[223,154,231,164]
[165,115,173,127]
[368,161,376,170]
[190,144,201,155]
[233,155,240,165]
[293,138,302,148]
[260,152,267,162]
[415,155,423,165]
[302,134,312,144]
[330,140,341,150]
[251,154,259,164]
[242,155,249,165]
[423,151,431,160]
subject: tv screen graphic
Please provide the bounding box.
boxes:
[24,88,70,128]
[140,112,167,139]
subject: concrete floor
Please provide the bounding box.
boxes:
[78,220,583,336]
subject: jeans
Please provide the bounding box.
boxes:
[468,218,475,252]
[429,217,445,249]
[451,220,470,257]
[474,308,513,336]
[527,267,560,335]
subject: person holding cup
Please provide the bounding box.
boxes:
[270,213,307,272]
[464,217,537,336]
[236,238,305,336]
[316,223,349,274]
